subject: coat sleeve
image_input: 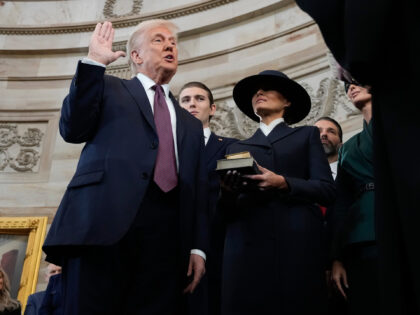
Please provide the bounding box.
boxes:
[284,127,336,206]
[330,164,357,261]
[59,61,106,143]
[193,131,210,254]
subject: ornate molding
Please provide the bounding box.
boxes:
[103,0,143,19]
[0,217,42,230]
[0,123,44,173]
[210,100,257,140]
[0,0,238,35]
[299,77,357,126]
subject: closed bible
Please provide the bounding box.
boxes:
[216,151,261,176]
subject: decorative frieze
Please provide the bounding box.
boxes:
[0,111,59,183]
[103,0,143,19]
[0,123,44,173]
[0,0,239,35]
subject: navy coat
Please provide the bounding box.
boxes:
[43,62,208,270]
[220,123,336,315]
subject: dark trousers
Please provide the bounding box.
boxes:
[60,183,184,315]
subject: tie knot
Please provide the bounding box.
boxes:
[152,84,165,96]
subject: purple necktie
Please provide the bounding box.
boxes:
[152,85,178,192]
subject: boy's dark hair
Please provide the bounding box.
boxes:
[179,81,214,106]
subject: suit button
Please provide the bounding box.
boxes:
[150,141,158,149]
[142,172,149,180]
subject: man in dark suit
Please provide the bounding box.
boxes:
[24,264,62,315]
[295,2,420,314]
[179,82,237,315]
[43,19,208,315]
[219,70,336,315]
[315,117,347,315]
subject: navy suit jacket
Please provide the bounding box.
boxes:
[24,291,44,315]
[189,133,236,315]
[43,62,208,267]
[204,133,237,218]
[221,123,335,315]
[24,275,63,315]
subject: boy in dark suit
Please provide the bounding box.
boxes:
[179,82,236,315]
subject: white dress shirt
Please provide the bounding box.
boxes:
[203,127,211,146]
[81,58,205,260]
[329,160,338,180]
[259,118,285,136]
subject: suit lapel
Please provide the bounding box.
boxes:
[205,133,224,164]
[122,77,156,132]
[266,122,299,144]
[239,128,272,149]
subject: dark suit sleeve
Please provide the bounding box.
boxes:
[38,274,62,315]
[284,127,336,206]
[59,61,106,143]
[193,133,210,254]
[216,142,242,223]
[23,295,36,315]
[330,165,356,261]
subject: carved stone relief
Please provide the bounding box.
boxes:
[0,123,45,173]
[298,77,357,126]
[210,99,258,140]
[103,0,143,18]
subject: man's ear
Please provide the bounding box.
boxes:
[131,50,143,65]
[210,103,216,116]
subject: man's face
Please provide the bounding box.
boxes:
[45,263,62,282]
[314,119,342,157]
[179,87,216,128]
[132,26,178,83]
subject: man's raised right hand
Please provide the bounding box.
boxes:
[87,21,126,66]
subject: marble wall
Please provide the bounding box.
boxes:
[0,0,364,291]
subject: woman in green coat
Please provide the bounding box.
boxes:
[331,81,377,315]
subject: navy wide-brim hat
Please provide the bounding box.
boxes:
[233,70,311,124]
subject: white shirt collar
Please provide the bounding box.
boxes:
[329,160,338,180]
[204,127,211,145]
[259,118,285,136]
[136,72,170,98]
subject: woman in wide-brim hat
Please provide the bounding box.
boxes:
[220,70,336,315]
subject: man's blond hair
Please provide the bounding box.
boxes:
[127,19,179,75]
